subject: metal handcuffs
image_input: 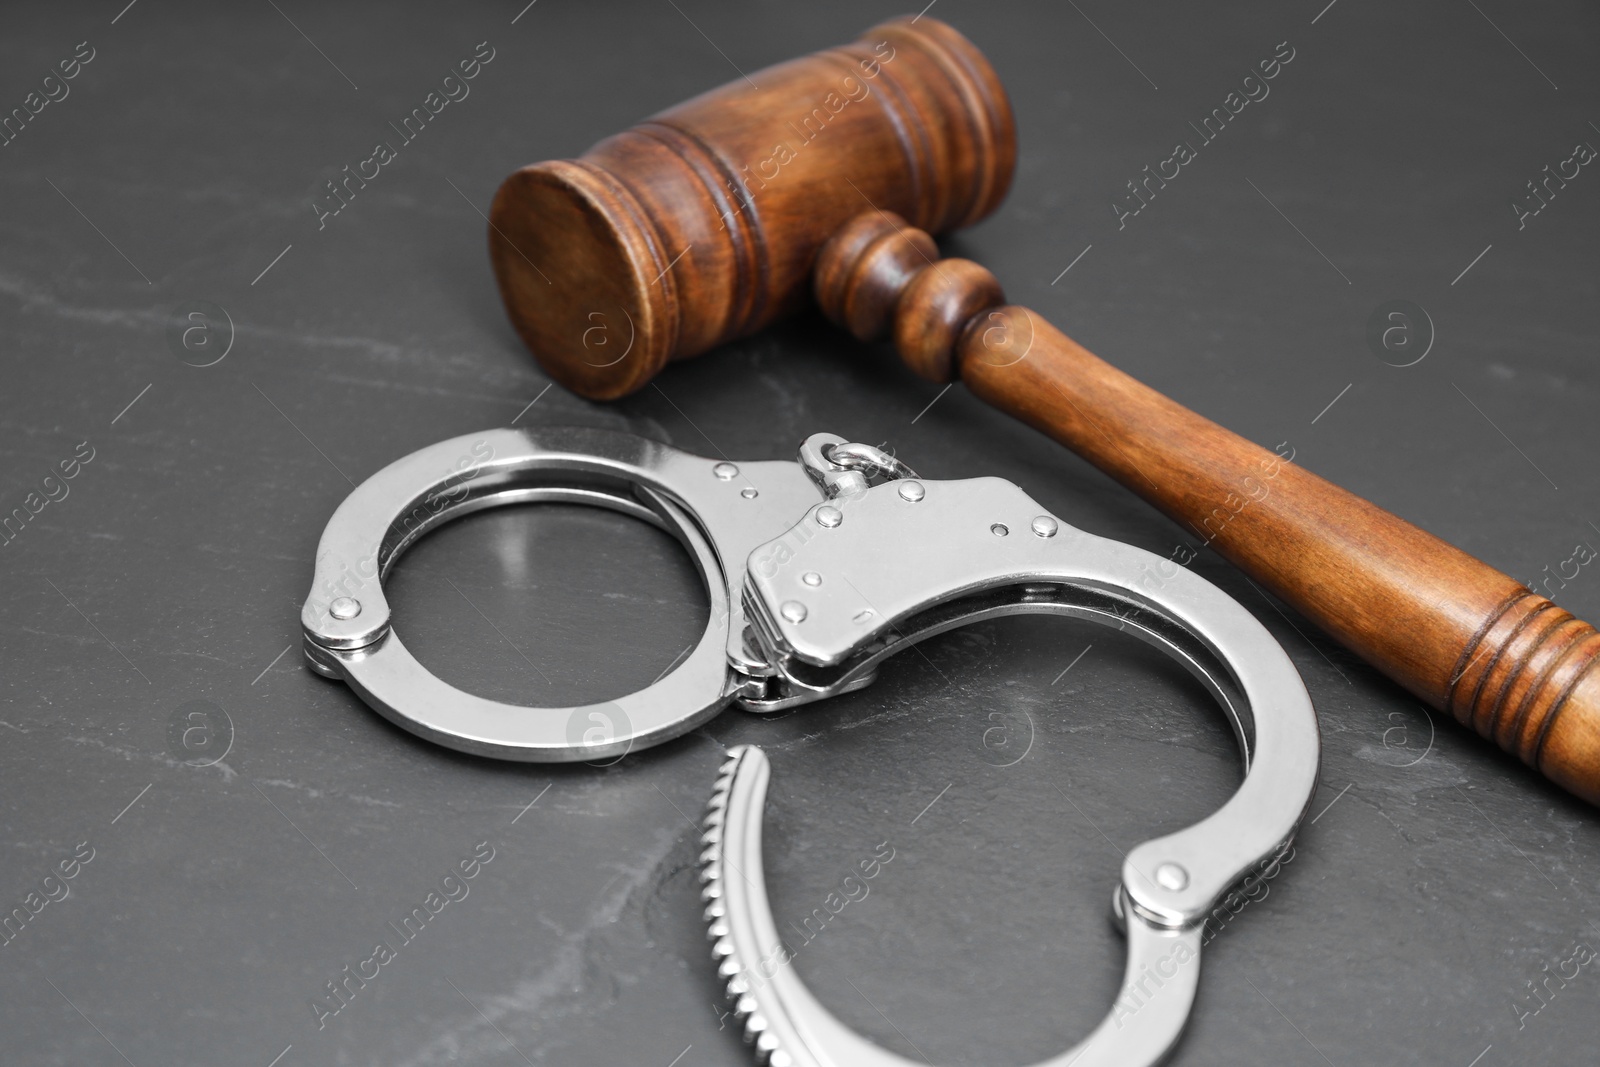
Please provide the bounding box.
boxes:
[301,425,1320,1066]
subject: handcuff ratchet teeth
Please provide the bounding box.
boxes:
[688,434,1320,1067]
[301,425,1319,1061]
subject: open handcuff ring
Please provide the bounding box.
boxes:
[301,425,1320,1065]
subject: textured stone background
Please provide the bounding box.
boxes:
[1,1,1596,1064]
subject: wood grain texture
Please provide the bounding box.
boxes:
[489,18,1600,804]
[816,209,1600,804]
[963,312,1600,805]
[815,210,1003,382]
[489,16,1015,399]
[813,210,939,343]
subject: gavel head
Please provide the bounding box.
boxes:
[487,15,1015,400]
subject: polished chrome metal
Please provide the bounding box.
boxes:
[701,553,1316,1067]
[302,427,1320,847]
[699,462,1318,1066]
[1156,863,1189,891]
[797,433,917,500]
[827,440,918,483]
[702,746,1226,1067]
[739,471,1320,928]
[299,426,821,761]
[304,425,1319,1060]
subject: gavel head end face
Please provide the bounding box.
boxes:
[489,162,672,401]
[489,16,1016,400]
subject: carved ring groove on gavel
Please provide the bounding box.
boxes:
[487,16,1600,804]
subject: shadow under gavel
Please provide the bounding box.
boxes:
[487,15,1600,804]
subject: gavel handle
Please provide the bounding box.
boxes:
[973,312,1600,801]
[816,213,1600,803]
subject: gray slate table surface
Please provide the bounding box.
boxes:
[2,1,1597,1064]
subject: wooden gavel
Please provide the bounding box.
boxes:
[487,16,1600,804]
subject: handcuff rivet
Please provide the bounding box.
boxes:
[713,462,739,481]
[991,523,1010,537]
[802,572,822,587]
[1032,515,1059,538]
[1155,862,1189,891]
[780,601,808,623]
[816,505,843,528]
[741,487,759,499]
[329,596,362,620]
[897,480,925,502]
